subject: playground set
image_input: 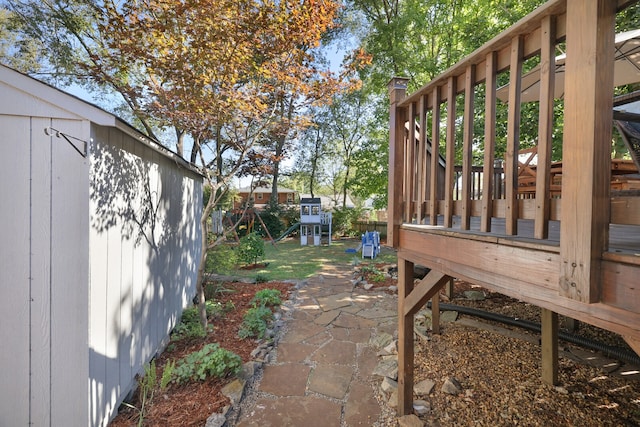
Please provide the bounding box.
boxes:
[219,198,380,258]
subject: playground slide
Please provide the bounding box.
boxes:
[275,222,301,242]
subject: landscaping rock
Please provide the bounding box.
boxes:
[414,325,429,340]
[413,399,431,415]
[373,359,398,380]
[205,406,229,427]
[383,340,397,355]
[440,310,459,323]
[387,389,398,408]
[414,379,435,396]
[441,377,463,395]
[398,414,424,427]
[463,290,486,301]
[370,332,394,349]
[239,361,261,380]
[221,379,246,405]
[381,376,398,393]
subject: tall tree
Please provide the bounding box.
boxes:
[328,89,369,207]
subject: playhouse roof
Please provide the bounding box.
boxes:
[300,197,321,204]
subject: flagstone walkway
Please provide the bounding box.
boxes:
[236,264,398,426]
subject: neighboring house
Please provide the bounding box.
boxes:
[0,64,203,427]
[234,185,298,209]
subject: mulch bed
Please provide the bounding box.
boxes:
[109,280,293,427]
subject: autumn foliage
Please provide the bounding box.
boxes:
[96,0,341,145]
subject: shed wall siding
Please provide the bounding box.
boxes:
[88,125,202,427]
[0,115,90,425]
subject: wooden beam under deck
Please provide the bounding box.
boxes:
[398,226,640,343]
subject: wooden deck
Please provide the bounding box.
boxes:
[405,215,640,253]
[387,0,640,416]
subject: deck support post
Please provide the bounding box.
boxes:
[397,257,451,416]
[431,291,440,335]
[541,308,558,385]
[397,257,415,416]
[559,0,615,303]
[388,77,410,248]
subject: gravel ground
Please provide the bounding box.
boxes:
[370,282,640,426]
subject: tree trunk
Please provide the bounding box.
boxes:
[271,135,286,206]
[342,161,350,208]
[176,128,185,159]
[190,136,201,164]
[196,207,210,329]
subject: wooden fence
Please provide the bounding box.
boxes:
[352,221,388,237]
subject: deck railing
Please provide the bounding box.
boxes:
[388,0,640,305]
[389,0,571,238]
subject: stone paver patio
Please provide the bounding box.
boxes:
[236,265,397,426]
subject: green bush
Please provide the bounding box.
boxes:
[255,274,269,284]
[238,306,273,339]
[206,243,237,274]
[331,206,363,236]
[252,289,282,307]
[205,300,235,319]
[172,343,242,384]
[237,232,265,266]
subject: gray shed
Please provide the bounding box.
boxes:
[0,64,203,426]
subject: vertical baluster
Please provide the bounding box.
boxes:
[481,51,498,233]
[461,64,476,230]
[444,77,457,228]
[506,36,524,235]
[416,95,427,223]
[535,15,556,239]
[406,102,416,222]
[430,89,441,225]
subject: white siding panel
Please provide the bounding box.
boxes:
[118,132,135,391]
[0,115,31,426]
[104,128,124,421]
[0,81,83,120]
[50,118,89,424]
[29,117,53,425]
[88,124,111,427]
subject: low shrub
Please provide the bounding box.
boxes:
[237,232,265,266]
[172,343,242,384]
[251,289,282,307]
[255,274,269,284]
[172,307,206,340]
[204,281,235,300]
[206,243,237,274]
[238,306,273,339]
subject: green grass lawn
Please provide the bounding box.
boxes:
[219,237,397,281]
